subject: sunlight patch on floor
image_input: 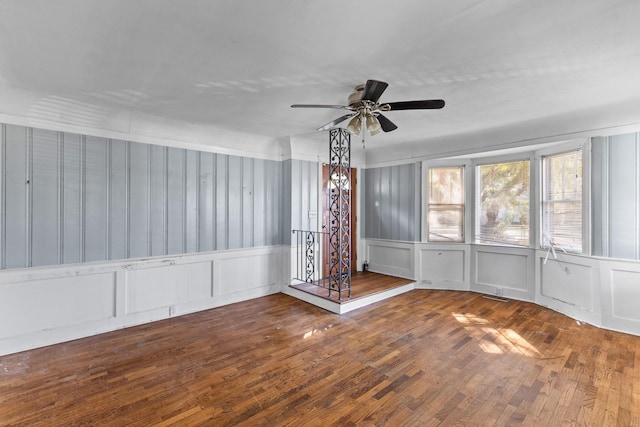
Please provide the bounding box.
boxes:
[302,324,334,339]
[452,312,542,357]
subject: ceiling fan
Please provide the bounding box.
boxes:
[291,79,445,144]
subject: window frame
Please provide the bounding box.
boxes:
[473,153,535,248]
[537,139,590,255]
[422,160,471,243]
[425,165,466,243]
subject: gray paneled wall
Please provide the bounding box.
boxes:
[290,159,319,233]
[280,159,319,246]
[0,123,283,270]
[592,133,640,260]
[363,163,421,241]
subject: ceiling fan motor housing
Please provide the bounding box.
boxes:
[347,84,365,106]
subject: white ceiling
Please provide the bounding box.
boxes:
[1,0,640,162]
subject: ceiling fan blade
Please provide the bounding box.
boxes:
[360,80,389,103]
[376,113,398,132]
[291,104,350,109]
[385,99,445,110]
[317,113,357,131]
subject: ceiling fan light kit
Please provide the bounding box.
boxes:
[347,116,362,135]
[291,79,445,146]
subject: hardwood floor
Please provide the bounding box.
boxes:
[1,289,639,426]
[290,271,414,302]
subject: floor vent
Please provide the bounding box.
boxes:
[482,295,510,303]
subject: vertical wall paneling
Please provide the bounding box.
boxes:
[253,159,265,247]
[0,125,3,269]
[84,136,109,262]
[280,159,291,246]
[374,168,381,239]
[31,128,60,267]
[413,162,422,241]
[182,149,188,252]
[185,150,199,253]
[149,145,166,256]
[242,157,254,248]
[228,156,242,250]
[300,160,309,231]
[265,160,276,245]
[591,138,603,256]
[109,139,128,260]
[391,165,399,240]
[198,152,214,252]
[167,147,186,255]
[0,122,286,270]
[216,154,227,250]
[637,133,640,257]
[397,165,409,241]
[363,163,419,242]
[309,161,318,232]
[62,133,82,264]
[105,138,111,260]
[290,160,300,233]
[272,159,281,245]
[380,166,391,239]
[57,132,63,265]
[289,160,318,235]
[363,168,371,238]
[27,128,33,266]
[363,168,376,239]
[128,142,150,258]
[2,125,28,268]
[277,160,283,244]
[609,134,637,259]
[593,134,640,260]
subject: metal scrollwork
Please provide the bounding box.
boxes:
[328,128,351,300]
[305,231,315,283]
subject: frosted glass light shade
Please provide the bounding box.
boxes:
[347,116,362,135]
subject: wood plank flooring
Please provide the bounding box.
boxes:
[290,271,413,302]
[1,289,640,426]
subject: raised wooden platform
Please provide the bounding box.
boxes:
[286,271,415,314]
[290,271,414,302]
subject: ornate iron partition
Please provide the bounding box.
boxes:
[292,229,329,288]
[328,128,351,299]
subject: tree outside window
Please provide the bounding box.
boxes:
[476,160,530,246]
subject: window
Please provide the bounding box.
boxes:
[476,160,530,246]
[427,166,464,242]
[542,150,582,253]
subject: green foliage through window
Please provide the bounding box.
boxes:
[476,160,530,246]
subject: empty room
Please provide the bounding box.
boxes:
[1,1,640,425]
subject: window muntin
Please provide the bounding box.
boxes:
[542,150,582,253]
[427,166,464,242]
[476,160,530,246]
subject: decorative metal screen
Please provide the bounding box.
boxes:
[328,128,351,299]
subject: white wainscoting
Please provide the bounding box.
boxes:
[472,246,535,301]
[364,239,640,337]
[416,244,470,290]
[365,239,415,279]
[535,250,601,326]
[599,259,640,335]
[0,246,286,356]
